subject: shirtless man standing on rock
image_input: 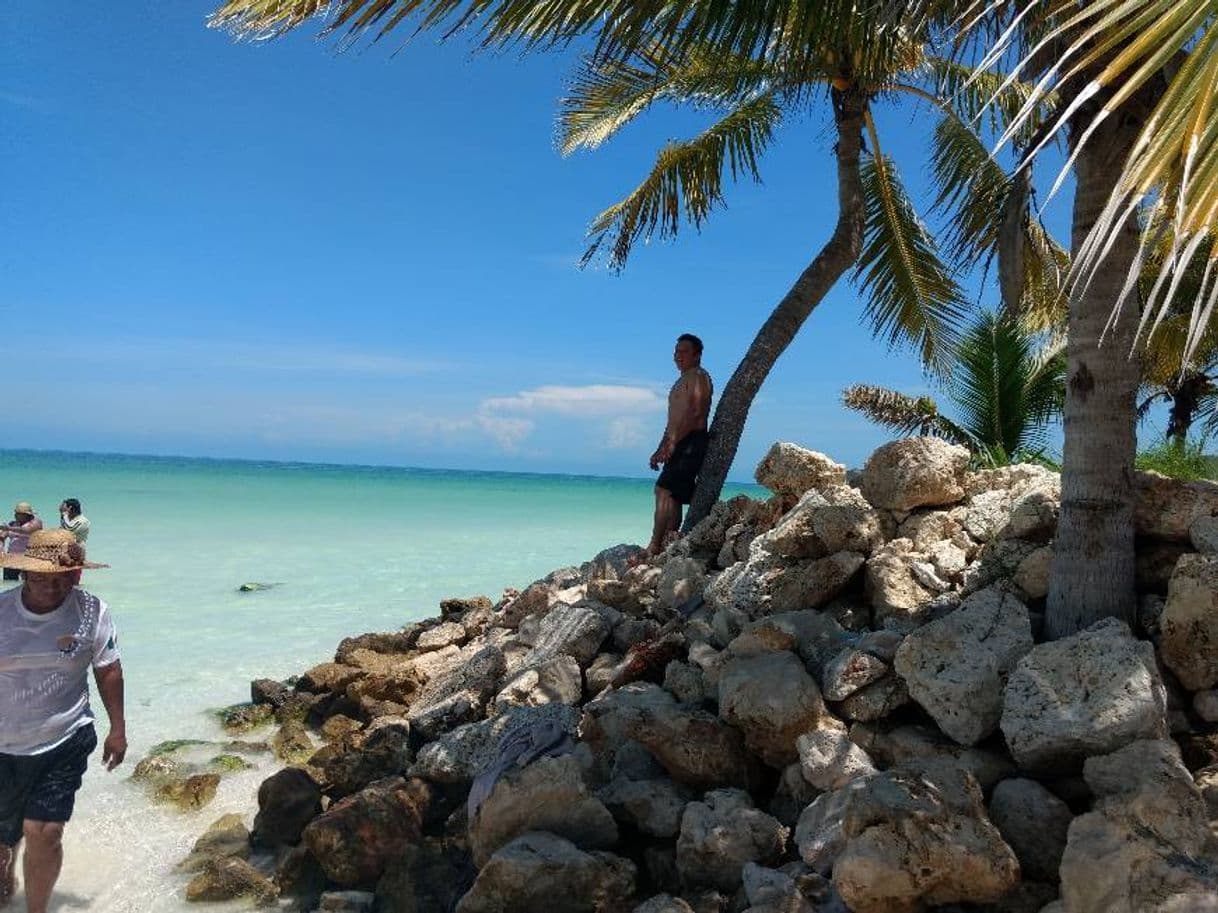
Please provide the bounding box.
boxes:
[641,333,713,560]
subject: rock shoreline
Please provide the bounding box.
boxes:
[153,437,1218,912]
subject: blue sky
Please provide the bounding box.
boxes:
[1,3,1103,479]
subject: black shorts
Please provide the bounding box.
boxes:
[2,568,18,581]
[657,430,710,505]
[0,724,97,846]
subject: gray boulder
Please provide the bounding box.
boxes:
[987,778,1073,883]
[675,789,788,892]
[718,651,830,767]
[1160,553,1218,690]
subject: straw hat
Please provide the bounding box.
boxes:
[13,501,34,517]
[0,529,108,573]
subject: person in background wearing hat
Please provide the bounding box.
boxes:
[0,505,43,583]
[0,530,123,913]
[57,501,89,545]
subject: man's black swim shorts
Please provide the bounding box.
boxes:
[657,430,710,505]
[0,724,97,845]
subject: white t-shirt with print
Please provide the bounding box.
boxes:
[0,585,120,755]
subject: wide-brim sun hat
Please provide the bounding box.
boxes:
[13,500,34,516]
[0,529,108,572]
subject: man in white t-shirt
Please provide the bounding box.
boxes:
[0,530,124,913]
[57,500,89,545]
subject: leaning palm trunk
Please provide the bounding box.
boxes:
[684,91,867,531]
[1045,112,1142,639]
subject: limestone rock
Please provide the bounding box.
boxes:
[758,486,885,560]
[754,443,847,502]
[1000,619,1167,772]
[1191,515,1218,555]
[633,896,696,913]
[663,660,707,705]
[493,654,582,712]
[302,777,433,886]
[1014,545,1052,600]
[656,558,708,610]
[1134,470,1218,541]
[821,648,888,701]
[408,645,506,740]
[837,675,910,722]
[470,753,618,867]
[675,789,788,892]
[859,437,970,512]
[299,662,364,695]
[374,837,473,913]
[894,586,1033,745]
[850,723,1015,792]
[524,603,610,667]
[718,651,830,767]
[864,539,936,627]
[411,704,580,784]
[582,683,759,790]
[455,832,636,913]
[797,728,877,791]
[706,546,864,619]
[185,856,278,906]
[598,776,693,839]
[1160,553,1218,690]
[417,621,468,652]
[987,778,1073,883]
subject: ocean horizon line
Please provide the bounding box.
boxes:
[0,446,763,489]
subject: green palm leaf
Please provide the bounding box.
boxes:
[560,48,777,155]
[855,144,967,368]
[580,93,782,270]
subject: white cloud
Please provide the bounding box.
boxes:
[481,384,663,417]
[606,416,648,449]
[476,415,535,451]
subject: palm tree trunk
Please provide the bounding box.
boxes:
[683,89,867,531]
[1044,111,1142,640]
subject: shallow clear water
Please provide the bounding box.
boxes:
[0,449,759,911]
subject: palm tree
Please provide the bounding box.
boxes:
[211,0,1216,637]
[844,310,1066,465]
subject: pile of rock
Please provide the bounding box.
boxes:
[169,437,1218,912]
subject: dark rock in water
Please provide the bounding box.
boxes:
[303,776,434,887]
[209,753,253,773]
[216,702,275,734]
[156,773,221,811]
[238,582,277,593]
[251,678,291,707]
[253,768,323,849]
[185,856,278,905]
[271,721,314,765]
[177,813,250,873]
[375,837,474,913]
[315,716,412,799]
[272,843,327,902]
[335,627,422,664]
[148,738,210,757]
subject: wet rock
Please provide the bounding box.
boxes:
[894,586,1033,746]
[252,767,323,848]
[718,651,831,767]
[859,437,970,512]
[455,832,636,913]
[303,776,433,887]
[1160,553,1218,690]
[298,662,364,695]
[216,702,275,734]
[271,720,314,764]
[755,443,847,503]
[675,789,788,892]
[251,678,292,707]
[987,778,1073,883]
[470,753,618,867]
[797,728,877,791]
[1000,619,1167,772]
[320,714,363,743]
[155,773,221,811]
[178,813,251,873]
[185,857,277,905]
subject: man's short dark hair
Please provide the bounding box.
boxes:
[63,498,81,513]
[677,333,703,355]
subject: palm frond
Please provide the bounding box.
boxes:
[560,47,777,155]
[841,384,972,443]
[922,55,1050,137]
[855,131,967,369]
[581,93,781,270]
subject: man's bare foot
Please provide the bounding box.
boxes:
[627,546,658,568]
[0,845,16,908]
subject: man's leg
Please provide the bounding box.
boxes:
[21,821,63,913]
[647,486,681,556]
[0,842,15,908]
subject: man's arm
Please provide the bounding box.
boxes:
[93,660,127,770]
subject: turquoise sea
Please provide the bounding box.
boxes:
[1,449,761,912]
